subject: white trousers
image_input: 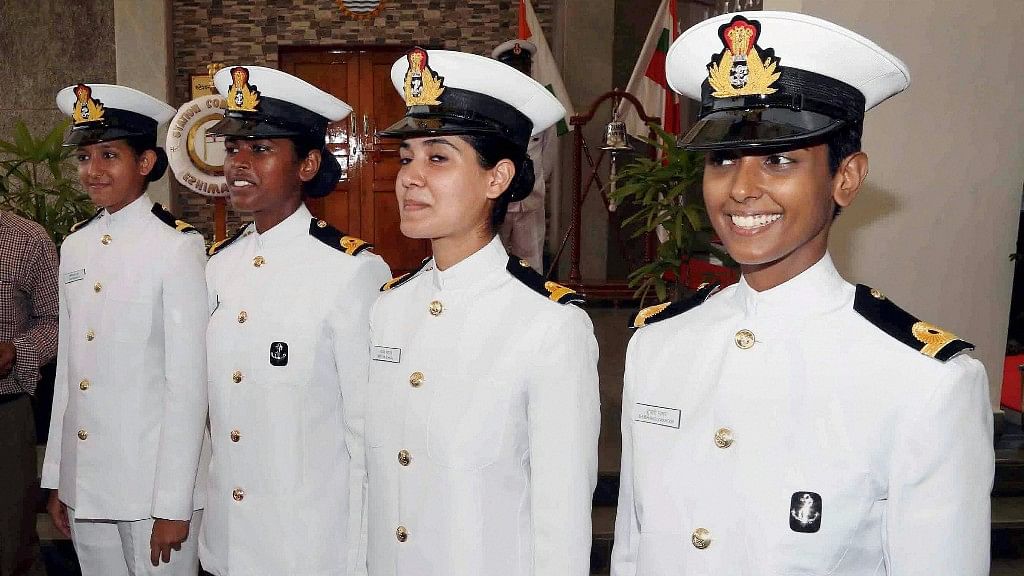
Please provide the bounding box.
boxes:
[68,507,203,576]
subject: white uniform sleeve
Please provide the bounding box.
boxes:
[151,234,210,520]
[528,305,601,576]
[332,254,390,576]
[883,355,993,575]
[610,332,641,576]
[40,255,71,490]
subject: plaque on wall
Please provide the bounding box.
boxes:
[335,0,387,19]
[166,95,229,197]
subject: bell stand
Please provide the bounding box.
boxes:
[547,89,660,301]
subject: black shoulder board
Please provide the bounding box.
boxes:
[207,222,251,257]
[309,218,373,256]
[380,256,432,292]
[69,208,103,233]
[631,282,719,329]
[506,255,585,305]
[853,284,974,362]
[152,203,199,234]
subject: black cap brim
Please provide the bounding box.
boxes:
[377,115,513,142]
[207,115,309,139]
[64,125,151,146]
[680,107,846,151]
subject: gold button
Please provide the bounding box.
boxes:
[253,255,265,268]
[232,488,245,501]
[232,370,243,383]
[714,428,733,449]
[237,311,248,323]
[691,527,711,549]
[79,379,90,391]
[870,288,886,300]
[395,526,408,542]
[230,430,241,443]
[409,371,424,387]
[398,450,411,466]
[519,258,530,267]
[93,282,102,293]
[85,329,95,341]
[734,329,755,349]
[428,300,443,316]
[100,234,112,245]
[77,429,88,441]
[317,219,328,228]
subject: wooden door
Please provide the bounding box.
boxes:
[280,47,431,274]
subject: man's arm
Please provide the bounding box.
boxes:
[883,355,993,574]
[7,234,59,393]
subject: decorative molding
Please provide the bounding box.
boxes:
[335,0,387,19]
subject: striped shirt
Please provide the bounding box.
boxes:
[0,210,58,395]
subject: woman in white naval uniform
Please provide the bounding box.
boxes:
[611,12,994,576]
[42,84,209,575]
[199,66,391,576]
[367,49,601,576]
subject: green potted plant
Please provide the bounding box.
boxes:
[610,124,735,303]
[0,118,95,245]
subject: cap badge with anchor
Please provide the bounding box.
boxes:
[226,66,261,112]
[72,85,105,124]
[403,49,445,107]
[707,16,781,98]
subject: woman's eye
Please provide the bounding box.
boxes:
[253,145,269,153]
[429,154,447,163]
[398,157,412,165]
[76,154,88,162]
[707,155,735,167]
[103,152,117,159]
[766,155,794,166]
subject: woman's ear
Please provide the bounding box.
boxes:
[299,148,323,183]
[832,151,869,209]
[137,149,157,178]
[486,158,516,200]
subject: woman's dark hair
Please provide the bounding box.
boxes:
[458,133,535,228]
[123,134,168,187]
[291,135,340,198]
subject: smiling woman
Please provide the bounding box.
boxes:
[364,49,600,576]
[199,65,391,576]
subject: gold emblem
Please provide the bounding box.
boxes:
[226,67,260,112]
[544,281,577,303]
[734,329,755,349]
[634,302,671,328]
[707,16,781,98]
[71,84,105,125]
[402,48,445,106]
[912,321,959,359]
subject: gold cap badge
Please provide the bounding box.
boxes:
[402,48,445,107]
[72,84,105,125]
[707,16,781,98]
[227,66,260,112]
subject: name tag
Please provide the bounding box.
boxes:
[372,346,401,363]
[64,269,86,283]
[634,403,681,428]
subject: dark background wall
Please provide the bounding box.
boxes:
[0,1,116,143]
[171,0,554,235]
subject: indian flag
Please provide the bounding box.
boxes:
[617,0,680,139]
[519,0,574,135]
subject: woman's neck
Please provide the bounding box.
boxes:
[431,226,494,271]
[254,197,303,234]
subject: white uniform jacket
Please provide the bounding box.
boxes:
[200,205,390,576]
[365,236,601,576]
[611,254,994,576]
[41,195,210,522]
